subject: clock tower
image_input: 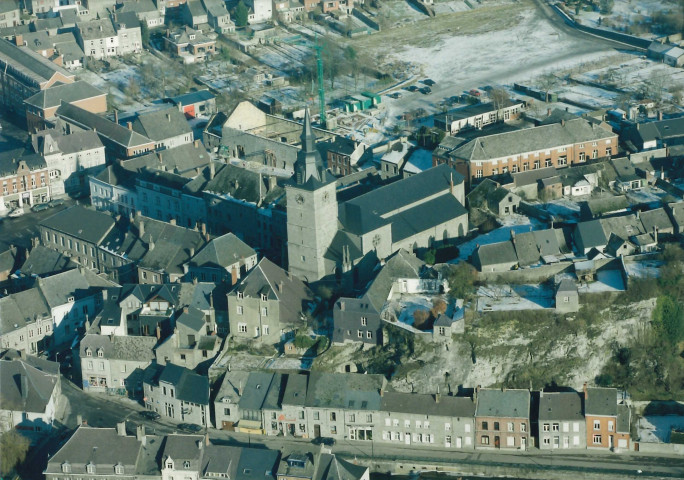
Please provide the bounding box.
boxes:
[286,108,338,282]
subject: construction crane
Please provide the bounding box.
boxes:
[313,38,326,129]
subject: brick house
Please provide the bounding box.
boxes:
[475,388,530,450]
[0,149,51,210]
[434,118,618,184]
[584,385,630,450]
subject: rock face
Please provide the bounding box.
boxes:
[313,298,657,395]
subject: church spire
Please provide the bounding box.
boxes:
[293,107,326,185]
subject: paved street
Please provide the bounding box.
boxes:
[0,199,78,250]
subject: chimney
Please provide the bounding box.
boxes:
[449,172,454,195]
[278,281,283,293]
[158,152,163,163]
[658,110,663,121]
[583,382,588,399]
[540,388,544,398]
[194,139,200,148]
[136,425,146,441]
[561,119,566,127]
[114,109,119,124]
[139,220,145,237]
[205,433,210,446]
[238,381,243,396]
[190,247,195,257]
[510,230,516,242]
[209,162,215,180]
[166,113,171,122]
[379,386,384,397]
[339,300,344,311]
[268,175,277,192]
[547,108,552,117]
[15,34,23,46]
[155,323,161,340]
[170,218,176,226]
[178,101,183,113]
[77,414,83,426]
[654,226,658,244]
[149,235,155,250]
[201,223,207,236]
[20,374,29,400]
[78,265,85,275]
[127,121,132,130]
[117,421,126,436]
[435,385,440,403]
[183,306,189,314]
[636,210,640,220]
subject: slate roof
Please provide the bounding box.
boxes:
[610,157,640,183]
[538,392,583,421]
[236,448,279,480]
[32,130,103,156]
[24,81,104,110]
[624,117,684,147]
[639,207,674,233]
[205,444,243,477]
[475,388,530,419]
[0,358,59,413]
[118,0,158,14]
[204,163,284,205]
[40,205,116,244]
[121,143,211,177]
[161,434,204,467]
[157,363,210,405]
[585,387,617,417]
[45,426,141,475]
[216,370,251,403]
[189,233,256,269]
[304,372,385,410]
[0,148,47,176]
[233,258,314,327]
[314,454,367,480]
[238,371,275,411]
[575,219,608,250]
[56,102,152,148]
[617,404,630,433]
[365,249,425,311]
[38,267,116,308]
[0,288,52,336]
[131,106,192,142]
[556,278,577,294]
[0,38,74,86]
[380,391,475,417]
[80,333,157,362]
[77,19,116,40]
[177,306,206,332]
[449,118,615,162]
[168,89,215,106]
[281,373,308,407]
[475,241,518,268]
[391,194,468,243]
[512,166,557,187]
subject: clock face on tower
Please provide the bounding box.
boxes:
[295,194,304,205]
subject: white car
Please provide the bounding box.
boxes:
[8,208,25,218]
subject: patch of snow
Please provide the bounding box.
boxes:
[451,220,540,262]
[476,284,554,312]
[577,269,626,293]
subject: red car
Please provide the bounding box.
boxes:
[469,89,481,96]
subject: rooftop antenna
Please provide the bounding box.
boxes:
[313,35,326,129]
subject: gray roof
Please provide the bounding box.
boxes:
[189,233,256,270]
[617,404,630,433]
[0,38,74,86]
[131,106,192,142]
[449,118,615,162]
[475,388,530,419]
[0,358,59,414]
[0,148,47,176]
[157,363,210,405]
[0,288,51,336]
[365,249,425,311]
[0,0,19,14]
[512,166,557,187]
[639,207,674,233]
[40,205,116,244]
[204,163,284,204]
[119,143,210,178]
[56,102,152,148]
[186,0,207,17]
[475,241,518,267]
[575,219,608,250]
[314,453,367,480]
[235,448,279,480]
[281,373,308,407]
[80,333,157,362]
[24,81,104,110]
[45,426,142,475]
[232,258,313,327]
[556,278,577,294]
[538,392,583,421]
[304,372,385,410]
[169,89,215,106]
[380,392,474,417]
[391,194,468,243]
[33,130,103,156]
[216,370,251,404]
[624,116,684,147]
[610,157,640,182]
[38,267,116,308]
[585,387,617,416]
[77,19,116,40]
[238,371,276,411]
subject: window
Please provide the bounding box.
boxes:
[608,420,614,432]
[237,306,244,315]
[592,150,598,159]
[367,414,372,422]
[184,461,191,469]
[330,426,337,434]
[573,422,580,432]
[475,170,483,178]
[361,317,367,326]
[330,412,336,421]
[350,414,356,422]
[507,422,514,432]
[62,462,71,473]
[481,421,488,430]
[86,463,96,474]
[86,349,92,357]
[366,331,372,339]
[314,411,320,420]
[238,323,247,333]
[493,422,500,431]
[507,436,515,447]
[115,463,124,474]
[593,420,600,430]
[534,160,540,169]
[552,423,560,432]
[237,292,244,299]
[520,423,526,432]
[97,349,103,358]
[606,147,612,156]
[543,423,550,432]
[445,423,451,431]
[261,293,267,301]
[481,435,489,445]
[593,434,602,444]
[263,325,269,335]
[357,330,362,338]
[563,422,569,432]
[543,437,551,445]
[261,307,268,316]
[224,407,231,415]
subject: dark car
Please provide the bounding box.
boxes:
[422,79,436,86]
[31,203,51,212]
[407,85,419,92]
[139,410,161,420]
[49,199,66,208]
[419,87,432,95]
[312,437,336,446]
[178,423,203,433]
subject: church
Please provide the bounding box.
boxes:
[286,109,469,284]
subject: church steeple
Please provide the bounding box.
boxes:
[293,107,327,186]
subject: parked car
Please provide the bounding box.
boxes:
[312,437,336,446]
[139,411,161,420]
[178,423,203,433]
[468,89,481,97]
[48,198,66,208]
[31,203,51,212]
[419,87,432,95]
[407,85,419,92]
[422,79,436,86]
[389,92,403,99]
[8,208,25,218]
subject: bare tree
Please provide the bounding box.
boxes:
[537,73,559,102]
[489,87,510,122]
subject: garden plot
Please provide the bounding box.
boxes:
[476,284,554,312]
[624,259,662,278]
[559,84,619,109]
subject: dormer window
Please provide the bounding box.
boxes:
[62,462,71,473]
[261,294,267,301]
[189,34,196,40]
[115,463,124,475]
[166,460,174,469]
[237,292,244,299]
[86,348,92,357]
[184,461,191,469]
[86,462,96,474]
[68,296,75,302]
[97,348,104,358]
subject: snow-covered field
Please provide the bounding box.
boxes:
[625,259,663,278]
[476,284,554,312]
[638,416,684,443]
